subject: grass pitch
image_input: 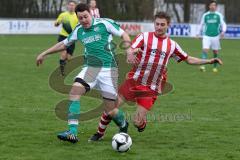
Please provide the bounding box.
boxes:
[0,35,239,160]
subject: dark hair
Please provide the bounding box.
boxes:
[154,12,171,24]
[75,3,90,14]
[68,0,77,4]
[209,0,217,5]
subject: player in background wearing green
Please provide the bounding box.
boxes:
[55,1,78,76]
[36,3,135,143]
[197,0,226,72]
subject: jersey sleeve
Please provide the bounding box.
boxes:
[103,18,124,37]
[63,26,78,46]
[198,13,205,35]
[131,33,144,49]
[219,13,227,33]
[56,13,64,24]
[171,41,188,62]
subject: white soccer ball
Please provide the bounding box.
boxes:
[112,132,132,152]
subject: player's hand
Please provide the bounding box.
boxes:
[132,48,143,54]
[54,22,60,27]
[126,48,142,64]
[220,32,225,39]
[209,58,223,65]
[127,53,139,64]
[36,53,46,66]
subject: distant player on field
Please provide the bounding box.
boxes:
[89,11,223,141]
[89,0,100,18]
[55,0,78,76]
[197,0,226,72]
[36,3,134,143]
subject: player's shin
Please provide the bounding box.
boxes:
[201,51,208,59]
[97,111,112,135]
[59,59,66,76]
[111,109,128,133]
[133,106,148,132]
[68,100,81,135]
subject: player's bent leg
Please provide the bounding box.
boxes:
[133,89,157,132]
[103,98,129,134]
[100,71,129,133]
[66,43,75,60]
[133,105,148,132]
[67,54,72,61]
[57,80,90,143]
[90,76,132,141]
[60,50,68,60]
[88,111,112,142]
[89,95,126,142]
[88,99,116,142]
[115,95,126,108]
[59,50,68,76]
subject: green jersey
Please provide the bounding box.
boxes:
[199,11,226,37]
[63,18,124,67]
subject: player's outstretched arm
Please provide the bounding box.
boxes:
[121,32,139,64]
[36,41,67,66]
[186,56,223,65]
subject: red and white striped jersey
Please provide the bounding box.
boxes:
[129,32,188,93]
[90,8,100,18]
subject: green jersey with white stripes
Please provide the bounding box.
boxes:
[199,11,227,37]
[63,18,124,67]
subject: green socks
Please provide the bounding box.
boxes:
[68,100,80,135]
[201,51,207,59]
[112,109,126,128]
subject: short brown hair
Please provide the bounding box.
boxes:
[209,0,217,6]
[75,3,90,14]
[154,12,171,24]
[68,0,77,4]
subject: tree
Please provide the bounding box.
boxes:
[183,0,190,23]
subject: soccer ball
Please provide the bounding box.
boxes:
[112,132,132,152]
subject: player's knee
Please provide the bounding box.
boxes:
[69,83,86,100]
[102,96,118,115]
[203,49,209,53]
[69,94,80,101]
[74,78,90,93]
[60,51,67,59]
[107,108,118,117]
[67,54,72,60]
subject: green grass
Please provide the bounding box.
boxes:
[0,35,240,160]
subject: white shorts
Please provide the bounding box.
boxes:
[202,35,221,50]
[75,67,118,100]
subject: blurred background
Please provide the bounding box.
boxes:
[1,0,240,38]
[0,0,240,22]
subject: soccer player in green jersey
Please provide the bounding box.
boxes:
[36,3,135,143]
[197,0,226,72]
[55,0,78,76]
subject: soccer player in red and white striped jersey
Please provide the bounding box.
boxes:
[89,12,223,141]
[89,0,100,18]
